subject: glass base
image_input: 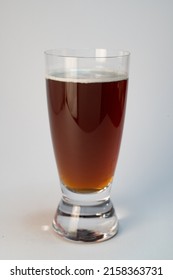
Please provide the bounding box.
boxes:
[52,183,118,242]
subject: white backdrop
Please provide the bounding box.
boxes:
[0,0,173,259]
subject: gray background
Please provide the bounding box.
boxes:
[0,0,173,259]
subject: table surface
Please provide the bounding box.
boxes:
[1,132,173,260]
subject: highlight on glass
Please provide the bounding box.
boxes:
[45,48,130,242]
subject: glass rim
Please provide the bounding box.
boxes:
[44,48,130,59]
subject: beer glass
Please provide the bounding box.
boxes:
[45,49,130,242]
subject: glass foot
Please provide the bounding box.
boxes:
[52,183,118,242]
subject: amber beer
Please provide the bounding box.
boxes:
[46,71,128,193]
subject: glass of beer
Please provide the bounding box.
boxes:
[45,49,130,242]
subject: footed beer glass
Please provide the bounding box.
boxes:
[45,49,130,242]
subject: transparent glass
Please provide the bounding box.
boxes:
[45,48,130,242]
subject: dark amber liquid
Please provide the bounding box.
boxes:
[46,75,128,193]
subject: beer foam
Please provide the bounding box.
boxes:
[46,69,128,83]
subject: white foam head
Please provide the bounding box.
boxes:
[46,69,128,83]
